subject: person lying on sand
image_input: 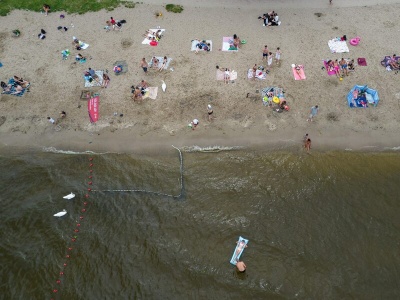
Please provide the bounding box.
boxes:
[13,76,30,88]
[294,64,302,77]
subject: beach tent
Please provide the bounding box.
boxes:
[347,85,379,108]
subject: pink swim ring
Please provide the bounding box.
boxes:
[350,37,360,46]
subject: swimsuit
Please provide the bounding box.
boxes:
[143,67,148,72]
[263,52,268,57]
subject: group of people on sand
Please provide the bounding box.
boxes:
[326,58,355,78]
[105,17,125,31]
[258,10,281,27]
[1,76,30,95]
[139,56,168,74]
[131,79,149,103]
[262,45,281,68]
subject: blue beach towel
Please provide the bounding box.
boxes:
[1,78,27,97]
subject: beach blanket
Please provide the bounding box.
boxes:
[222,37,238,52]
[191,39,212,52]
[1,78,27,97]
[142,29,166,45]
[261,86,285,106]
[148,57,172,70]
[292,65,306,80]
[247,69,267,80]
[230,236,249,265]
[113,61,128,75]
[88,95,99,123]
[143,87,158,100]
[328,38,349,53]
[72,36,89,49]
[216,69,238,81]
[380,56,400,70]
[323,60,339,76]
[84,70,103,87]
[357,58,367,66]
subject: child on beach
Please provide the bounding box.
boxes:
[267,52,273,69]
[43,4,50,16]
[262,45,269,61]
[275,47,281,65]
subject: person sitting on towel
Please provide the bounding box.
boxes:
[13,76,30,88]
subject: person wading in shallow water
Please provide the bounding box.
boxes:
[236,260,246,273]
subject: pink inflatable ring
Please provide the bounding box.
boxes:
[350,37,360,46]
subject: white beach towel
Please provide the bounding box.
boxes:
[143,87,158,100]
[247,69,267,80]
[222,36,238,52]
[148,57,173,70]
[142,29,166,45]
[216,69,238,81]
[328,39,349,53]
[191,39,212,52]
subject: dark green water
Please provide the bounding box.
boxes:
[1,148,400,299]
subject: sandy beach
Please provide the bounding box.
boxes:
[1,0,400,154]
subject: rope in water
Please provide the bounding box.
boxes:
[92,145,184,199]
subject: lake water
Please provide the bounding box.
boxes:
[1,147,400,299]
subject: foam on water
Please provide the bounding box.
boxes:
[42,146,115,155]
[181,145,243,153]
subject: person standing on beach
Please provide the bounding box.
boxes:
[267,52,273,70]
[305,138,311,153]
[262,45,269,61]
[307,105,319,122]
[140,58,148,75]
[110,17,116,30]
[275,47,281,65]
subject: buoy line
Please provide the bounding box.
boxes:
[92,145,185,199]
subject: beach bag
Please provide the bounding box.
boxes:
[41,29,46,34]
[119,20,126,24]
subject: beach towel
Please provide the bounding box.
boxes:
[247,69,267,80]
[323,60,339,76]
[328,38,349,53]
[357,58,367,66]
[222,37,238,52]
[292,65,306,80]
[381,55,400,70]
[73,36,89,49]
[84,70,103,87]
[191,39,212,52]
[216,69,238,81]
[143,87,158,100]
[88,95,99,123]
[148,57,173,70]
[1,78,27,97]
[113,61,128,75]
[142,29,165,45]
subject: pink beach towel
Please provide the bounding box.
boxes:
[323,61,339,76]
[292,65,306,80]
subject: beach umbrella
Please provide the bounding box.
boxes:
[347,85,379,108]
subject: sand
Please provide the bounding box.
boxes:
[1,0,400,154]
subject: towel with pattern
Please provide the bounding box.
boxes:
[191,39,212,52]
[142,29,165,45]
[247,69,267,80]
[149,57,173,70]
[84,70,103,87]
[143,87,158,99]
[1,78,28,96]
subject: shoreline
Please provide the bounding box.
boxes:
[1,3,400,156]
[1,127,399,155]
